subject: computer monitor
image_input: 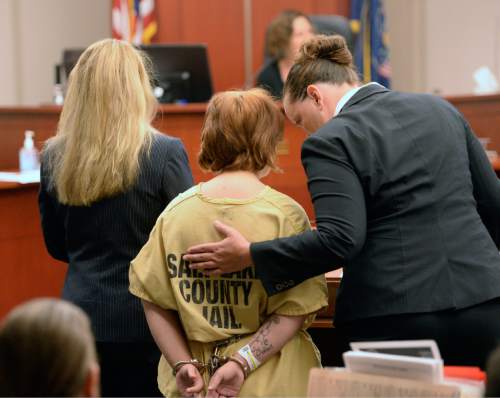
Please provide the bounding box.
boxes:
[61,48,85,83]
[59,43,213,104]
[139,44,213,104]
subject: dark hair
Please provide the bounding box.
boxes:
[198,88,284,173]
[284,34,359,102]
[486,345,500,397]
[266,10,313,60]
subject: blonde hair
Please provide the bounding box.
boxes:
[198,88,284,173]
[0,298,97,397]
[45,38,157,206]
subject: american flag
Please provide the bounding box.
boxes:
[112,0,157,45]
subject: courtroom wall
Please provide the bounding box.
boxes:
[1,0,500,105]
[423,0,500,96]
[385,0,426,93]
[0,0,110,106]
[386,0,500,95]
[0,0,18,105]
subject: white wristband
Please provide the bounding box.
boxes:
[238,344,261,371]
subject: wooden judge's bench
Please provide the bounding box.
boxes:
[1,94,500,335]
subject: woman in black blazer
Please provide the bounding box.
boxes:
[38,39,193,396]
[185,35,500,368]
[256,10,314,100]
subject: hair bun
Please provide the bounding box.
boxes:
[298,34,352,66]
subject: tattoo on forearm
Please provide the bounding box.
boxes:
[249,315,280,362]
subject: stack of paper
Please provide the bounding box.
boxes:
[307,340,483,397]
[343,350,444,384]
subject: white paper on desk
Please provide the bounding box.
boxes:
[343,350,444,384]
[473,66,499,94]
[0,169,40,184]
[350,339,442,359]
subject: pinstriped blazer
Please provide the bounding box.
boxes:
[39,133,193,341]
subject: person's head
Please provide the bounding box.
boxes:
[198,88,284,176]
[283,34,360,134]
[47,38,157,206]
[0,298,99,397]
[486,344,500,397]
[266,10,315,62]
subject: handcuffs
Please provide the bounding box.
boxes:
[173,336,249,378]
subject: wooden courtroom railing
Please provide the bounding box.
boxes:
[1,94,499,324]
[447,93,500,154]
[0,181,67,318]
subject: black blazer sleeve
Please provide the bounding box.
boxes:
[251,133,367,295]
[38,162,69,262]
[161,138,194,202]
[463,118,500,248]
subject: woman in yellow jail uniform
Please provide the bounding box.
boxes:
[129,88,328,397]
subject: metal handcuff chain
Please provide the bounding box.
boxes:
[173,336,247,377]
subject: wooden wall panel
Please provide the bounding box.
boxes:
[155,0,246,93]
[154,0,349,93]
[155,0,182,41]
[0,184,67,319]
[312,0,350,16]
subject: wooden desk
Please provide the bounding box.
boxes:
[0,180,339,327]
[0,104,313,218]
[447,94,500,153]
[0,182,67,318]
[1,95,499,323]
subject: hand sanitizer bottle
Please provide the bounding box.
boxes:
[19,130,40,171]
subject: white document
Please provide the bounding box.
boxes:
[350,339,442,359]
[343,350,444,384]
[0,169,40,184]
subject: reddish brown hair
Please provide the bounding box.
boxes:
[198,88,284,173]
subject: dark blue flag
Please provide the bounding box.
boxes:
[351,0,391,88]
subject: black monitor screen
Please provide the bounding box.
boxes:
[139,44,213,104]
[62,48,85,82]
[61,43,213,104]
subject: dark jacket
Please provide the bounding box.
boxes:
[251,84,500,325]
[39,133,193,341]
[256,60,284,100]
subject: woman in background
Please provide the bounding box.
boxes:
[0,298,99,397]
[256,10,315,99]
[38,39,193,396]
[129,88,327,397]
